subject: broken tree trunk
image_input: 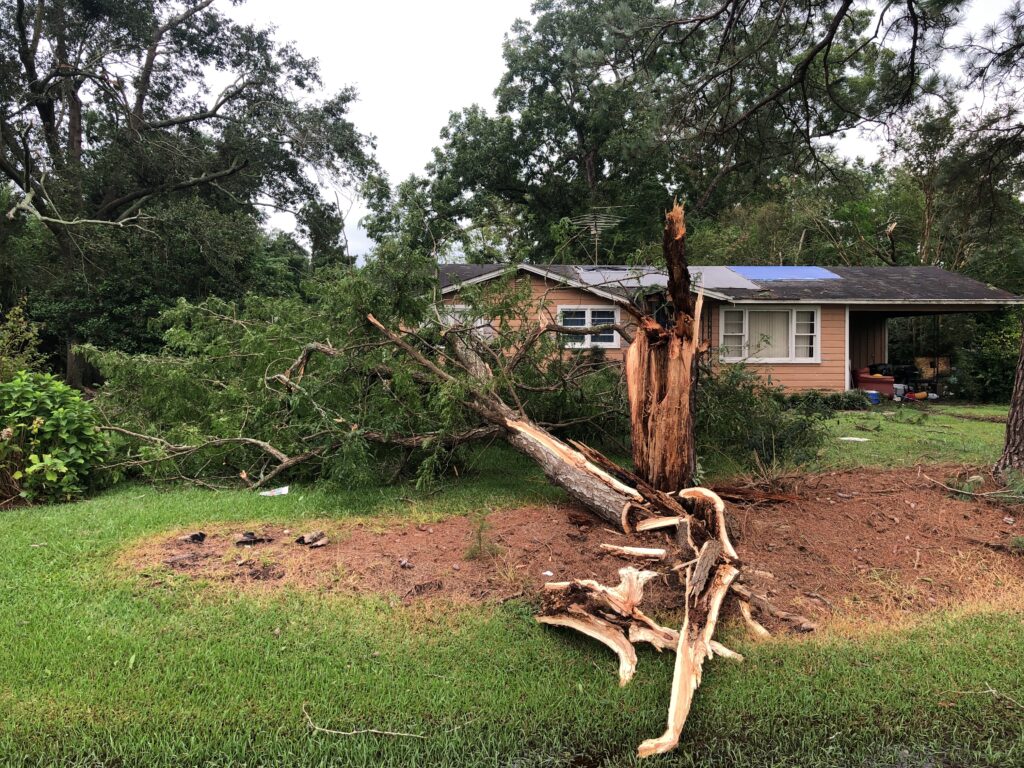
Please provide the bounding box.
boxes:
[367,315,656,530]
[538,487,745,757]
[362,204,785,758]
[626,202,702,492]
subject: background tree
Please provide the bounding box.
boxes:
[379,0,966,264]
[0,0,376,377]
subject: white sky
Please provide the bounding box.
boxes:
[231,0,535,255]
[229,0,1014,257]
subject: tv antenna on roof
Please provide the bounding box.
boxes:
[569,206,626,263]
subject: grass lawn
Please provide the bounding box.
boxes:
[2,407,1022,767]
[820,402,1008,471]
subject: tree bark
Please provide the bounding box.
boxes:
[995,318,1024,477]
[626,202,700,492]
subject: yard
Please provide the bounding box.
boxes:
[2,403,1023,767]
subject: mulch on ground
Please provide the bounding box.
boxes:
[122,466,1024,628]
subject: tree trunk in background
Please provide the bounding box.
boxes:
[626,202,700,492]
[65,340,85,389]
[995,322,1024,477]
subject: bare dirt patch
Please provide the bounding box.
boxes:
[122,467,1024,627]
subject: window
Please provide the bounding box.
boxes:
[748,310,790,359]
[558,306,621,349]
[444,305,496,340]
[718,306,819,363]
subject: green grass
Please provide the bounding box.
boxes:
[818,402,1008,471]
[2,412,1022,766]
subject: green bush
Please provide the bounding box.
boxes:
[784,388,871,416]
[0,372,109,503]
[948,309,1022,402]
[696,363,826,477]
[0,301,44,383]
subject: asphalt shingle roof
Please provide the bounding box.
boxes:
[438,264,1022,304]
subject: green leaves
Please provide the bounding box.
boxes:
[0,373,109,504]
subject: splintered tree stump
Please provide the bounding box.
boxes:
[365,203,795,759]
[626,202,702,492]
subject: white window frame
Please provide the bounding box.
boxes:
[718,305,821,364]
[556,305,621,349]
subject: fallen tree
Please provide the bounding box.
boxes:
[98,202,797,756]
[357,203,791,756]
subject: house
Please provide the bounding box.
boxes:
[439,263,1024,392]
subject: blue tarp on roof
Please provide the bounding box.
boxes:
[729,266,842,281]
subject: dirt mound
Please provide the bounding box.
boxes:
[123,467,1024,626]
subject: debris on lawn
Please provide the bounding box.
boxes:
[302,702,429,739]
[258,485,289,497]
[403,579,443,602]
[295,531,327,547]
[178,531,206,543]
[124,466,1024,619]
[838,437,870,442]
[536,486,761,757]
[399,557,414,569]
[236,531,273,546]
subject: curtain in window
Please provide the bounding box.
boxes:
[747,310,789,358]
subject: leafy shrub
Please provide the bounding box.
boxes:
[949,309,1022,402]
[0,301,44,383]
[0,372,108,503]
[696,364,826,476]
[784,388,871,416]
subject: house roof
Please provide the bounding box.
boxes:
[439,263,1023,306]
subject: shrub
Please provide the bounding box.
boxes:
[0,301,44,383]
[784,389,871,416]
[0,372,108,503]
[696,363,826,476]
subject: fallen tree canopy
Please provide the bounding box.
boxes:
[97,202,797,756]
[354,203,792,756]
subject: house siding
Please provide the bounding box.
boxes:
[707,301,848,392]
[446,274,850,391]
[444,274,633,361]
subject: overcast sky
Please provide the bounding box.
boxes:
[231,0,534,254]
[229,0,1013,257]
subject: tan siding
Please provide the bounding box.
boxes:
[707,303,848,392]
[849,312,887,370]
[446,273,851,391]
[445,274,632,360]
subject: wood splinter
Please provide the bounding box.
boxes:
[637,563,739,757]
[599,543,668,560]
[539,484,752,758]
[537,608,638,686]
